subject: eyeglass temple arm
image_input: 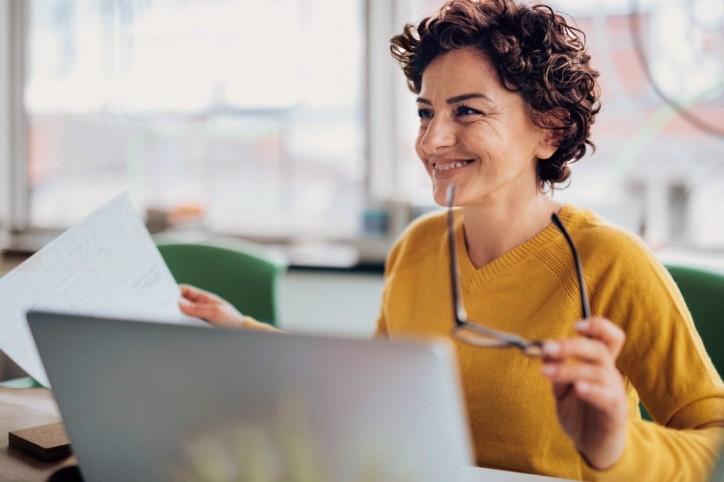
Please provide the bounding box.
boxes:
[551,213,591,319]
[446,184,467,326]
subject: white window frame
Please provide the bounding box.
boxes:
[0,0,30,249]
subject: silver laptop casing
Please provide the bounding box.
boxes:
[28,310,474,482]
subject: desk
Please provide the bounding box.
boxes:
[0,387,571,482]
[0,388,76,481]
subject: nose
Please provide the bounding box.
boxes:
[418,116,457,155]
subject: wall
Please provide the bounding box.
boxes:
[279,269,383,337]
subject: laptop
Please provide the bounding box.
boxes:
[27,310,474,482]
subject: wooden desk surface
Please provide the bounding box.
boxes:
[0,388,76,481]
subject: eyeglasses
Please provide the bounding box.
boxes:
[446,183,590,357]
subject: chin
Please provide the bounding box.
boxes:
[431,184,448,207]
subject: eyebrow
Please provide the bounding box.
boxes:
[416,93,493,105]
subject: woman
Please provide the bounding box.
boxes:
[180,1,724,480]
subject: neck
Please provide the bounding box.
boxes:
[461,191,561,269]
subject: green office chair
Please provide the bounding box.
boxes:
[156,238,287,326]
[640,263,724,420]
[664,264,724,376]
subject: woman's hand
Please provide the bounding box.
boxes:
[178,284,247,328]
[541,317,628,470]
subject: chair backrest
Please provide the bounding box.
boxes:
[665,263,724,376]
[156,239,287,326]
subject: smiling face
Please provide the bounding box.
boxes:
[415,47,557,208]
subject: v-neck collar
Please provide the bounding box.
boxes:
[455,204,578,286]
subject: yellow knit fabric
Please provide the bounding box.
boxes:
[376,204,724,481]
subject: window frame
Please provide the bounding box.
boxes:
[0,0,31,248]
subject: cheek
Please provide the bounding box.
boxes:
[415,137,429,166]
[462,127,492,156]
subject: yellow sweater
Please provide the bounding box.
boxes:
[375,204,724,481]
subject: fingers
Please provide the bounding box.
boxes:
[574,317,626,358]
[178,284,246,328]
[543,318,629,470]
[179,284,216,302]
[569,379,624,411]
[550,379,622,412]
[541,317,626,409]
[178,295,213,318]
[178,284,221,320]
[542,336,612,366]
[544,356,611,407]
[542,317,625,364]
[543,361,603,383]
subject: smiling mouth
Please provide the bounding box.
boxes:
[433,160,473,171]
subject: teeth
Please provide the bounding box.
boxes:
[433,160,471,171]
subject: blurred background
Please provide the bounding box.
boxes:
[2,0,723,254]
[0,0,723,349]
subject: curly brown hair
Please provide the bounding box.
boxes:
[390,0,601,189]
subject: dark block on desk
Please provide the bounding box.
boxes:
[8,422,72,461]
[49,465,84,482]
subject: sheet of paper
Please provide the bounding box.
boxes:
[0,193,205,387]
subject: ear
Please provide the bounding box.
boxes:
[534,108,568,160]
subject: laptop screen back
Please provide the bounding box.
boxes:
[27,310,474,482]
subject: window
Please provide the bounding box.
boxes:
[25,0,365,240]
[2,0,723,258]
[398,0,724,249]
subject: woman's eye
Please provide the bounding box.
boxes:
[455,105,483,116]
[417,108,433,119]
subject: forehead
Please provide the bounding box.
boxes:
[419,47,502,97]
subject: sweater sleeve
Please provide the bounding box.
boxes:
[589,424,723,481]
[583,228,724,481]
